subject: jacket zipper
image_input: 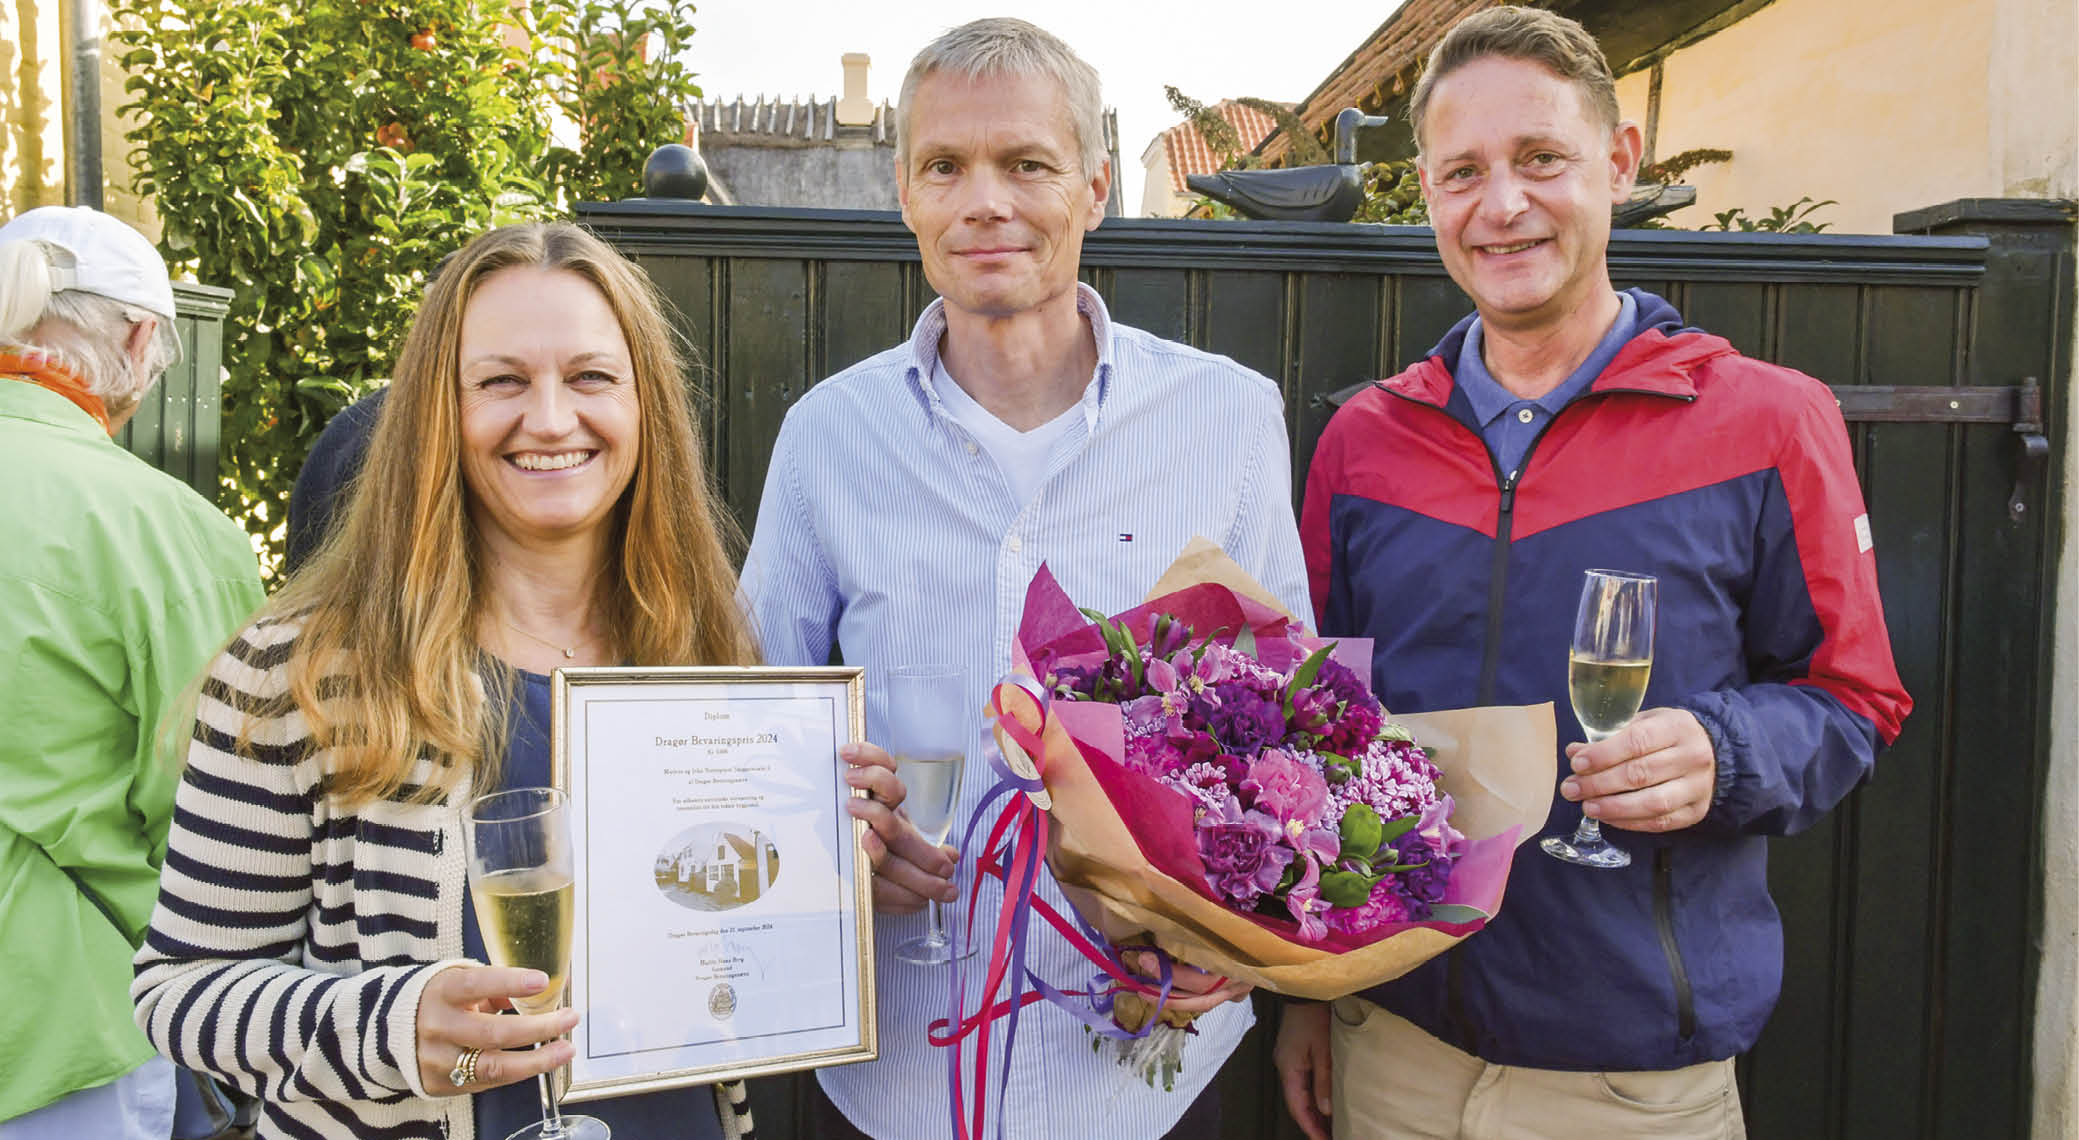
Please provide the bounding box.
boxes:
[1384,381,1541,1055]
[1379,371,1699,1055]
[1654,848,1698,1040]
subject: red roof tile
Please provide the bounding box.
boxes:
[1159,101,1283,191]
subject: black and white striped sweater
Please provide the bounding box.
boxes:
[132,618,753,1140]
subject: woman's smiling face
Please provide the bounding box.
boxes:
[457,265,640,550]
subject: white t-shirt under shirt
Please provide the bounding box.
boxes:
[932,357,1083,508]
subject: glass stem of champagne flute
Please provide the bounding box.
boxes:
[1571,724,1617,846]
[538,1064,565,1137]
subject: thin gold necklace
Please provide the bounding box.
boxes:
[498,615,599,660]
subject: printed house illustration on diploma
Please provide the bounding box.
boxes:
[654,824,780,912]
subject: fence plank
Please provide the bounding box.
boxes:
[822,261,910,380]
[1680,281,1771,358]
[1841,422,1951,1139]
[1200,270,1290,389]
[722,258,810,533]
[1107,268,1193,344]
[1773,283,1862,386]
[1291,274,1384,512]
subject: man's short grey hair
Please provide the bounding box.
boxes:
[0,239,178,411]
[897,18,1108,179]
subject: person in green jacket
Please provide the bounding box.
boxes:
[0,206,264,1139]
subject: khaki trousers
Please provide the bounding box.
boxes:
[1327,998,1747,1140]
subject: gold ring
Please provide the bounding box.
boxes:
[449,1046,483,1088]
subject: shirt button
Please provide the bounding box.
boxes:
[1006,534,1023,554]
[1516,407,1536,424]
[964,440,979,455]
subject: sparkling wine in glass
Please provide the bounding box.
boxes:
[887,664,975,966]
[1542,570,1657,869]
[464,788,606,1140]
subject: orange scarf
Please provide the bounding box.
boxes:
[0,348,111,434]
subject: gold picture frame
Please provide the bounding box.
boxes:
[550,666,876,1099]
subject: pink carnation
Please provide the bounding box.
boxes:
[1242,748,1331,830]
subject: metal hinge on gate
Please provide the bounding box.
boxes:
[1833,378,2048,522]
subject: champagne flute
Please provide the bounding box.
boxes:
[463,788,607,1140]
[1542,569,1658,869]
[887,664,975,966]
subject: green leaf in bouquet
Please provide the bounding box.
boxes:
[1319,750,1357,784]
[1285,643,1335,712]
[1379,721,1417,743]
[1338,804,1384,863]
[1078,606,1109,624]
[1379,815,1419,844]
[1320,869,1375,908]
[1232,624,1257,658]
[1424,903,1487,924]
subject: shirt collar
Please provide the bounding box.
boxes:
[1,357,110,438]
[1454,291,1639,426]
[904,282,1116,429]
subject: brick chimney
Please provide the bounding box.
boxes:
[836,53,874,127]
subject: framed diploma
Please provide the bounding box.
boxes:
[550,666,876,1099]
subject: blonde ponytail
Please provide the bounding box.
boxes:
[0,239,56,345]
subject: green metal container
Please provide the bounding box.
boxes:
[115,280,233,498]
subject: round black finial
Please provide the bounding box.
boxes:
[642,145,708,200]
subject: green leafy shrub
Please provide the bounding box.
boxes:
[1353,159,1425,224]
[1702,196,1838,234]
[113,0,700,575]
[538,0,703,203]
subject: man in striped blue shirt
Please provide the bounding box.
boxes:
[739,17,1309,1140]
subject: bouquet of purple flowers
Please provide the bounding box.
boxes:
[1048,614,1469,945]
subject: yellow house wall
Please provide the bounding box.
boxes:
[1620,0,2001,234]
[1139,147,1192,218]
[2,0,70,215]
[1,0,159,236]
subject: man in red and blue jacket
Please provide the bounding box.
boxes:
[1276,8,1910,1140]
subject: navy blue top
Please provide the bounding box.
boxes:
[284,387,387,575]
[466,668,722,1140]
[1453,290,1637,480]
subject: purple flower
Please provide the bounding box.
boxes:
[1143,655,1181,694]
[1328,737,1444,823]
[1394,834,1451,907]
[1324,878,1411,937]
[1192,642,1283,690]
[1282,858,1330,942]
[1288,684,1338,736]
[1203,682,1286,754]
[1048,663,1102,699]
[1197,797,1294,906]
[1315,656,1369,708]
[1171,761,1236,815]
[1241,748,1330,829]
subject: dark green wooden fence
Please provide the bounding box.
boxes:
[580,197,2071,1140]
[116,280,233,498]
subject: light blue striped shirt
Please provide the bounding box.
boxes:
[741,284,1309,1140]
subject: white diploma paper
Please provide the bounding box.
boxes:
[558,671,872,1096]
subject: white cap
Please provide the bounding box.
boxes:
[0,206,176,325]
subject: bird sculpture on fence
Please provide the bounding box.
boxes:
[1186,108,1385,223]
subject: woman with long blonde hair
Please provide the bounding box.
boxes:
[133,222,758,1140]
